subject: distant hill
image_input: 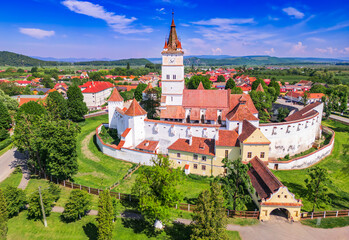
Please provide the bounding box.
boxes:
[32,56,113,62]
[74,58,152,66]
[0,51,65,66]
[148,55,349,66]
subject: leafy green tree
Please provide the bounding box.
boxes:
[277,107,290,122]
[3,186,26,217]
[339,94,348,113]
[186,75,212,89]
[134,83,147,102]
[302,92,309,106]
[231,87,243,94]
[309,84,326,94]
[48,182,61,202]
[249,90,272,122]
[225,78,236,90]
[0,189,8,240]
[23,85,33,95]
[0,128,9,141]
[251,78,267,91]
[305,167,331,212]
[42,75,54,88]
[16,101,46,119]
[132,155,182,227]
[97,190,113,240]
[216,75,225,82]
[191,181,227,240]
[112,198,119,222]
[0,82,22,96]
[220,158,253,210]
[62,190,91,222]
[27,189,54,220]
[67,85,88,122]
[0,101,11,130]
[269,79,280,97]
[46,91,68,119]
[0,89,18,110]
[141,88,160,119]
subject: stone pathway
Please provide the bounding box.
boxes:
[18,160,30,190]
[0,148,27,183]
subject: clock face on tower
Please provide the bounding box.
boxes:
[169,57,175,64]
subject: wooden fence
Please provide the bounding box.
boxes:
[301,210,349,219]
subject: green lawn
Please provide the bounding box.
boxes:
[0,168,22,189]
[0,143,13,157]
[7,212,241,240]
[301,217,349,229]
[273,120,349,212]
[73,115,132,189]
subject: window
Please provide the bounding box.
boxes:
[278,195,280,198]
[202,165,206,170]
[177,161,181,164]
[177,153,181,158]
[166,75,170,79]
[171,97,173,101]
[194,164,198,169]
[173,74,176,79]
[284,195,287,199]
[225,150,229,158]
[202,156,206,161]
[193,154,198,160]
[247,152,252,158]
[260,152,265,158]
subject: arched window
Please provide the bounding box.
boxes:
[201,114,205,124]
[217,115,222,125]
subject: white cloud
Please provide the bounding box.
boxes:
[19,28,55,39]
[192,18,254,26]
[61,0,152,34]
[306,37,325,43]
[315,47,349,55]
[180,23,190,27]
[156,8,166,14]
[267,15,279,21]
[265,48,275,55]
[282,7,305,19]
[212,48,222,55]
[291,42,306,54]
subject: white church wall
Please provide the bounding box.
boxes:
[161,66,185,81]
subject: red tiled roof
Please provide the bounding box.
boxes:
[256,83,265,92]
[190,108,200,121]
[261,202,303,207]
[247,156,283,199]
[197,82,204,90]
[108,88,124,102]
[229,94,258,114]
[238,120,257,143]
[160,106,185,119]
[121,128,131,137]
[216,130,239,147]
[80,81,114,93]
[226,103,258,121]
[124,99,147,116]
[16,80,31,84]
[285,102,321,122]
[205,108,218,120]
[17,96,47,107]
[307,93,324,99]
[168,137,215,156]
[136,140,159,152]
[182,89,229,109]
[185,164,189,170]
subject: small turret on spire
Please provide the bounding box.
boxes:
[161,9,183,53]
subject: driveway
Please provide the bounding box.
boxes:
[0,148,27,183]
[329,114,349,125]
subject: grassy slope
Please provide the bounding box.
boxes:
[0,170,22,189]
[301,217,349,229]
[7,212,241,240]
[73,115,132,188]
[273,120,349,212]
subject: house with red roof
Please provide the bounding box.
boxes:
[80,81,114,108]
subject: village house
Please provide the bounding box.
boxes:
[80,81,114,109]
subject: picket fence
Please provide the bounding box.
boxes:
[301,210,349,219]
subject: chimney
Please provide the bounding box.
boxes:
[238,121,243,135]
[189,136,193,146]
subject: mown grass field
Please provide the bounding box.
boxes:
[73,115,132,189]
[301,217,349,229]
[273,120,349,212]
[7,212,241,240]
[0,168,22,189]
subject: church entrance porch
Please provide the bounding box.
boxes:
[269,208,290,222]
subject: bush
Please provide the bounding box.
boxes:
[0,128,9,141]
[0,138,12,151]
[48,182,61,202]
[62,190,90,222]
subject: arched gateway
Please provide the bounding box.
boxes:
[248,157,302,221]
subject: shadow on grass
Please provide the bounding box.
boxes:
[165,222,192,240]
[282,182,307,199]
[121,217,158,237]
[83,222,98,240]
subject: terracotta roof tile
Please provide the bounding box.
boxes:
[216,130,239,147]
[226,103,258,121]
[197,82,204,90]
[160,106,185,119]
[80,81,114,93]
[136,140,159,152]
[124,99,147,116]
[108,88,124,102]
[229,94,258,114]
[256,83,265,92]
[121,128,131,137]
[205,108,217,120]
[285,102,321,121]
[168,137,215,156]
[238,120,257,143]
[183,89,229,108]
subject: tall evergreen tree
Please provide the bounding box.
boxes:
[225,78,236,90]
[141,88,160,119]
[0,189,8,240]
[62,190,90,222]
[27,189,53,220]
[3,186,26,217]
[0,101,11,130]
[191,181,227,240]
[67,85,88,122]
[97,190,113,240]
[46,91,68,119]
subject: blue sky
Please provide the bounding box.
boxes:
[0,0,348,59]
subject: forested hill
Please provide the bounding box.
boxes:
[0,51,65,66]
[0,51,152,67]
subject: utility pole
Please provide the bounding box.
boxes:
[38,186,47,227]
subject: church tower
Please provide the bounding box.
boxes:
[161,12,184,106]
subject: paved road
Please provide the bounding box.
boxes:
[329,114,349,125]
[275,98,304,110]
[0,148,26,183]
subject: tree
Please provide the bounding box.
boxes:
[231,87,243,94]
[62,190,90,222]
[141,88,160,119]
[3,186,26,217]
[48,182,61,202]
[132,155,182,227]
[67,85,88,122]
[305,167,331,212]
[46,91,68,119]
[251,78,267,91]
[0,89,18,111]
[302,92,309,106]
[97,190,113,240]
[186,75,212,89]
[16,101,46,119]
[339,94,348,113]
[220,158,253,211]
[126,62,130,70]
[269,79,280,97]
[249,90,272,122]
[27,189,54,220]
[191,181,227,240]
[309,84,326,94]
[0,189,8,240]
[134,83,147,102]
[0,128,9,141]
[225,78,236,90]
[216,75,225,82]
[0,101,11,130]
[277,107,290,122]
[42,75,54,88]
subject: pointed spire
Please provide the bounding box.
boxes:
[164,39,168,49]
[171,9,175,26]
[124,98,147,116]
[197,82,205,90]
[166,9,182,51]
[256,83,265,92]
[108,88,124,102]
